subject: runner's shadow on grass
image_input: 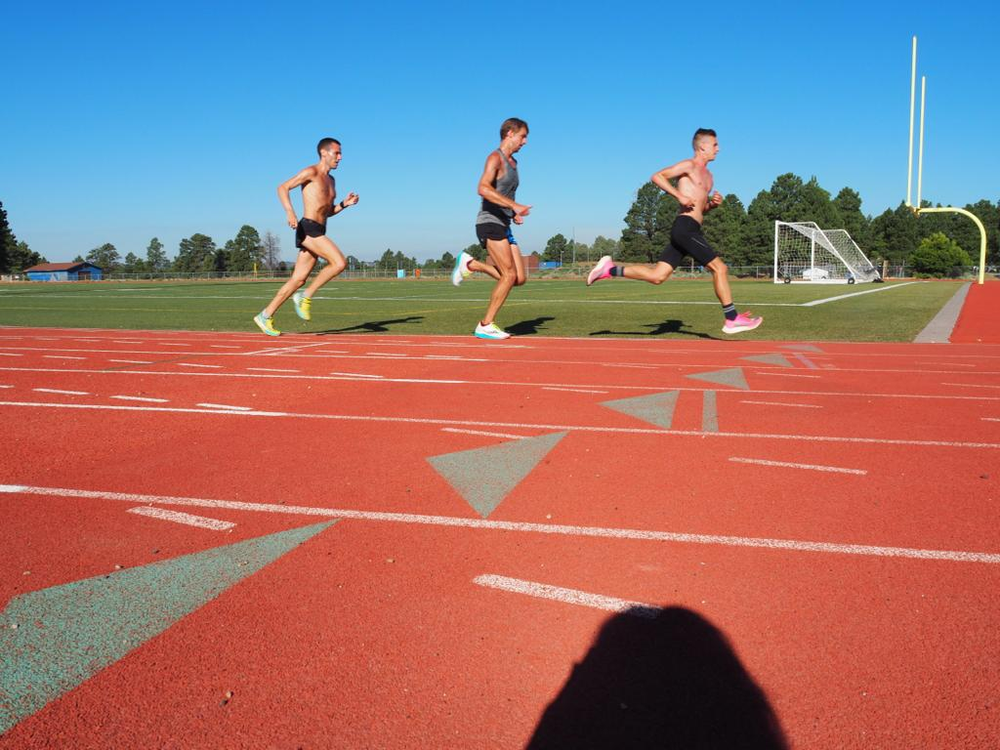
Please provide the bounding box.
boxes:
[589,318,720,340]
[525,606,788,750]
[313,316,424,334]
[506,316,556,336]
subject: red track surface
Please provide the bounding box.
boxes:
[2,325,999,748]
[951,280,1000,343]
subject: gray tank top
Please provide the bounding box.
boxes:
[476,149,519,226]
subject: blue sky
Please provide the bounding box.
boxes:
[2,1,997,264]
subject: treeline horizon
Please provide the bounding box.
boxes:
[2,173,997,276]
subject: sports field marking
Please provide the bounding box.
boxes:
[43,355,86,360]
[753,371,822,379]
[602,363,659,369]
[366,352,407,357]
[0,385,12,389]
[542,386,610,394]
[739,400,823,409]
[729,457,867,475]
[441,428,529,440]
[473,574,660,618]
[107,359,152,364]
[161,343,191,347]
[703,391,718,432]
[196,403,253,411]
[330,371,383,378]
[3,483,998,564]
[3,399,998,449]
[111,395,169,403]
[0,353,23,357]
[983,417,1000,422]
[799,281,921,307]
[176,363,222,369]
[942,382,1000,390]
[918,362,977,368]
[209,345,242,349]
[246,342,332,357]
[32,388,89,396]
[127,506,235,531]
[792,353,819,369]
[247,367,301,373]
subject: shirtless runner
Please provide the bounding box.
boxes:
[253,137,359,336]
[586,128,762,334]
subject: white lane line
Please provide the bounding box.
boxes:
[602,363,659,370]
[247,367,301,373]
[246,342,331,356]
[739,400,823,409]
[32,388,89,396]
[0,353,23,357]
[729,457,867,475]
[162,343,191,347]
[111,395,170,403]
[441,428,528,440]
[366,352,407,357]
[983,417,1000,422]
[542,386,610,394]
[0,385,12,389]
[801,281,921,306]
[43,355,86,360]
[108,359,152,364]
[4,366,1000,404]
[330,371,383,378]
[1,399,999,449]
[209,345,242,349]
[4,483,998,564]
[176,363,222,369]
[127,506,235,531]
[754,371,822,379]
[918,363,977,368]
[473,574,660,618]
[196,403,253,411]
[942,382,1000,390]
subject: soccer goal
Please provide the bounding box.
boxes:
[773,221,880,284]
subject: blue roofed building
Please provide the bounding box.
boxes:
[25,262,103,281]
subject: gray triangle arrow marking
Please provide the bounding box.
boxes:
[686,367,749,390]
[428,432,567,519]
[600,391,679,430]
[780,344,824,352]
[0,521,334,734]
[741,353,794,368]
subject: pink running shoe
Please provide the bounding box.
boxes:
[722,312,763,334]
[587,255,614,286]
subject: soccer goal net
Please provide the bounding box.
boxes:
[773,221,880,284]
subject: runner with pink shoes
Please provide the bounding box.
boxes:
[586,128,762,335]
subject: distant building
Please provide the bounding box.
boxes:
[25,262,103,282]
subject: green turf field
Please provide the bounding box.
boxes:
[0,278,964,341]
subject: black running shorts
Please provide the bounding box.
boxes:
[658,215,719,268]
[476,222,509,248]
[295,218,327,250]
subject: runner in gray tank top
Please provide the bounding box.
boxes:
[452,117,532,340]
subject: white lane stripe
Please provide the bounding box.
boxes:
[918,363,977,368]
[3,365,1000,404]
[247,367,300,373]
[1,399,998,449]
[43,355,86,360]
[366,352,407,357]
[801,281,921,306]
[729,457,867,475]
[111,395,170,403]
[0,353,22,357]
[108,359,152,364]
[209,345,242,349]
[602,363,659,369]
[473,574,660,618]
[3,483,998,564]
[330,371,383,378]
[162,343,190,347]
[32,388,89,396]
[542,386,610,394]
[196,403,253,411]
[127,506,235,531]
[754,371,822,379]
[441,428,528,440]
[739,400,823,409]
[176,363,222,369]
[983,417,1000,422]
[942,382,1000,390]
[0,385,12,389]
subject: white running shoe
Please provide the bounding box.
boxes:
[452,251,473,286]
[474,321,511,340]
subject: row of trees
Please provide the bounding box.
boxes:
[0,201,47,274]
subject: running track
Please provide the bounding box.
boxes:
[1,321,999,748]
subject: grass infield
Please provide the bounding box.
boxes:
[0,277,963,342]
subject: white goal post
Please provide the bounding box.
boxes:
[773,221,880,284]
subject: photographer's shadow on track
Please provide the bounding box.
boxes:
[589,319,720,340]
[525,606,788,750]
[313,316,424,334]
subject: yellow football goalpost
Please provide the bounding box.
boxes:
[906,35,988,284]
